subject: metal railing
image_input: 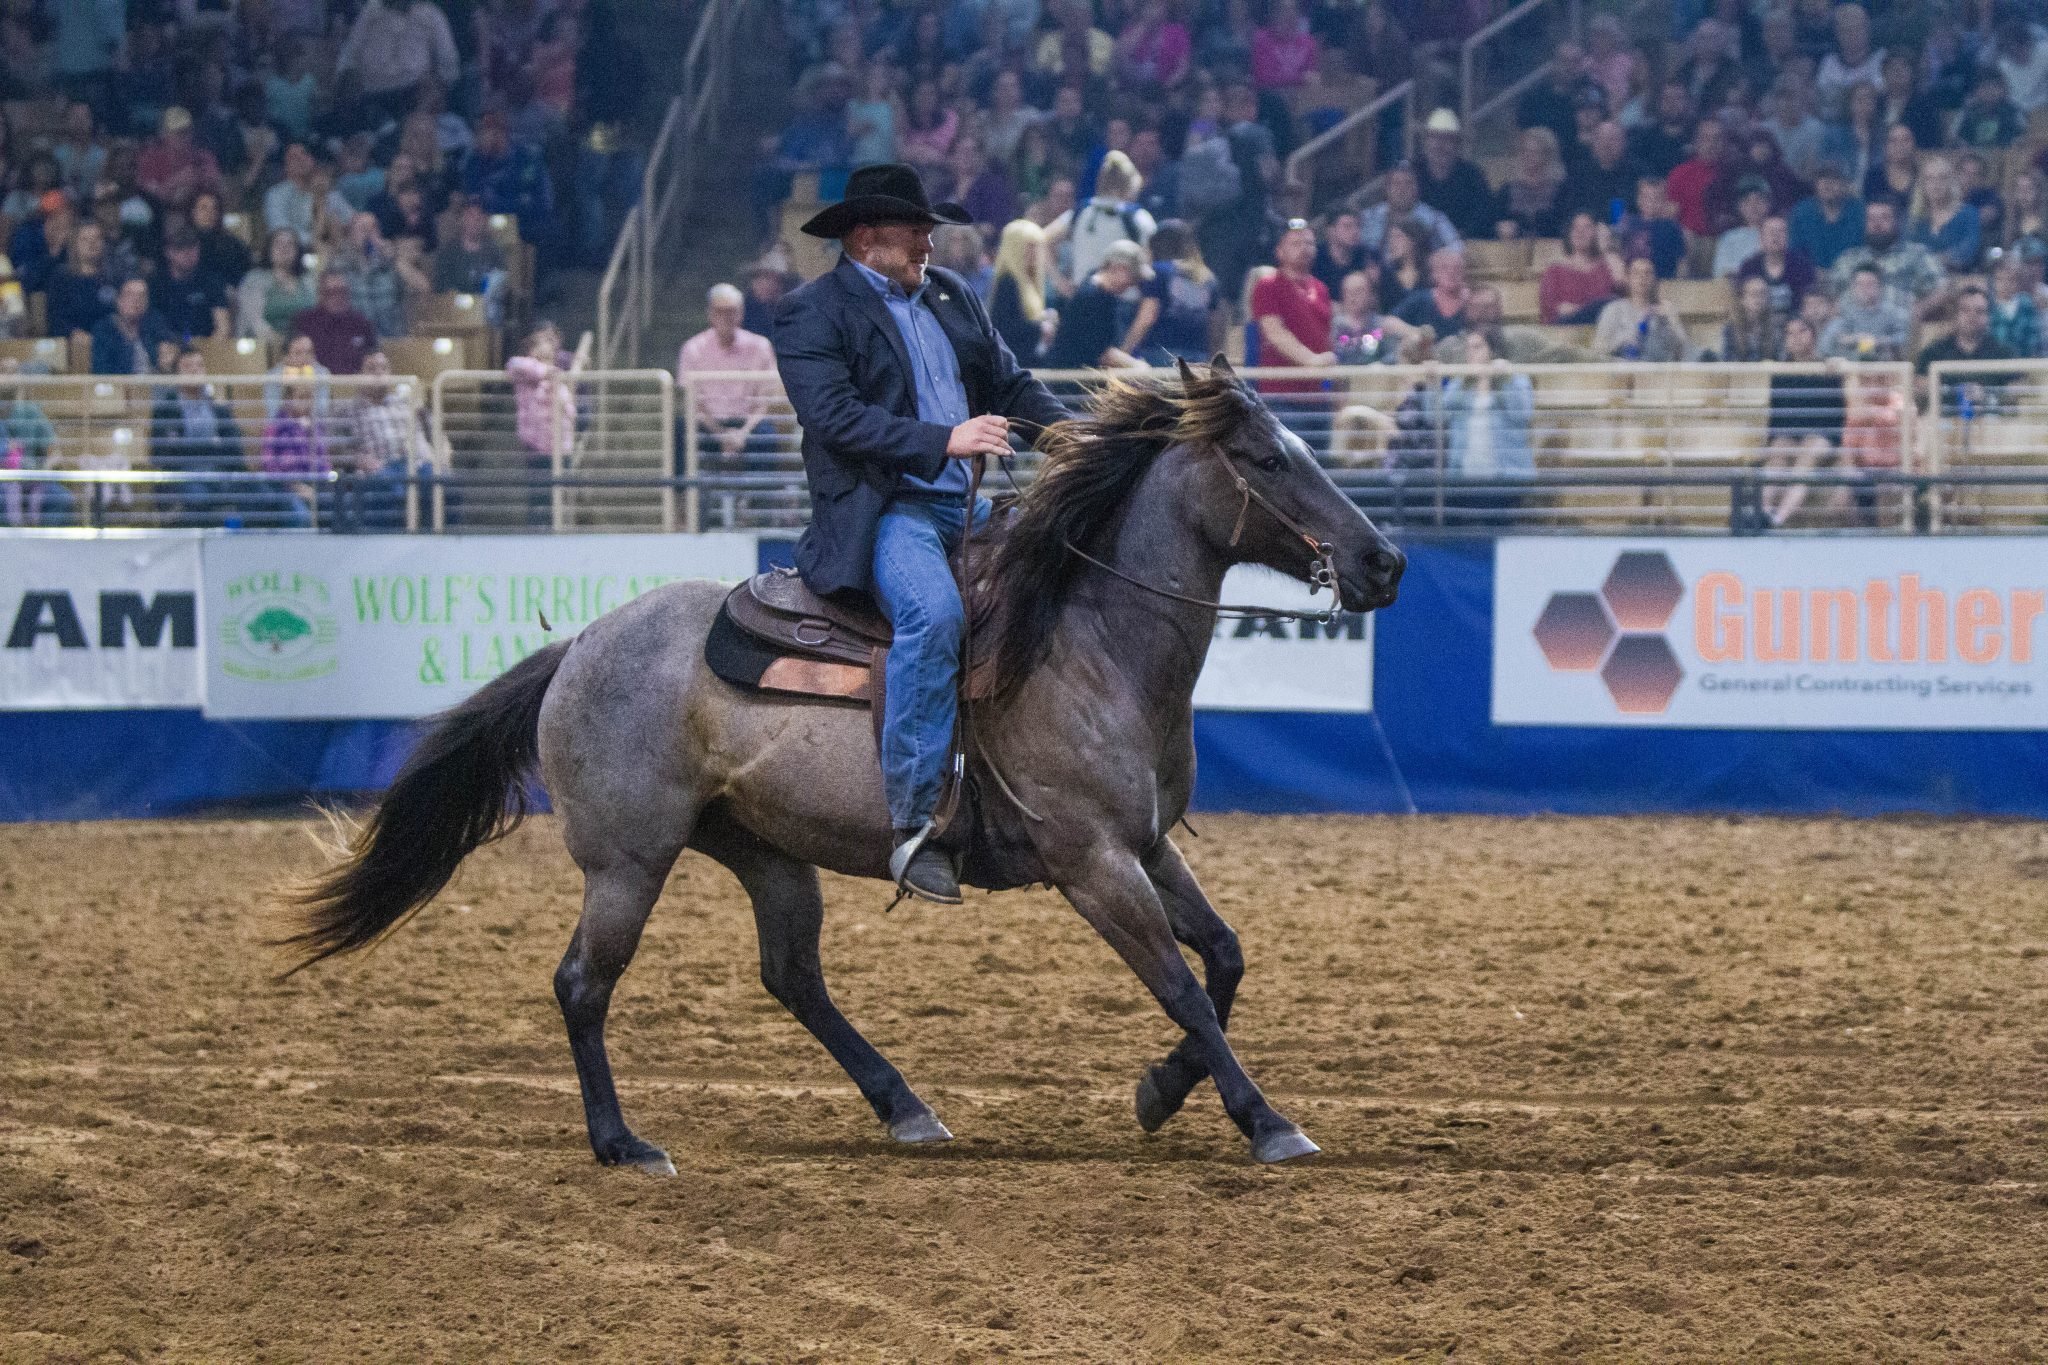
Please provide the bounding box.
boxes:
[428,368,674,533]
[1284,79,1415,213]
[1461,0,1582,145]
[670,361,1949,535]
[0,373,433,532]
[1923,358,2048,533]
[595,0,751,369]
[32,360,2048,538]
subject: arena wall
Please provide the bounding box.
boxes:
[3,534,2046,821]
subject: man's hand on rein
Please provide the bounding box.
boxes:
[946,415,1012,459]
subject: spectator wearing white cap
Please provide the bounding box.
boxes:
[1415,109,1495,240]
[137,108,223,210]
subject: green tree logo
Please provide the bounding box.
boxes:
[218,572,339,684]
[245,607,312,653]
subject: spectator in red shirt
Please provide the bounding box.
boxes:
[1538,211,1623,323]
[1250,220,1333,395]
[136,108,224,211]
[293,270,379,375]
[1251,0,1316,91]
[1667,117,1733,238]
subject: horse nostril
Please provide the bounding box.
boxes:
[1366,546,1403,576]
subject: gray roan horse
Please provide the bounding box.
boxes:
[285,357,1405,1169]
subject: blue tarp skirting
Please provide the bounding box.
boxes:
[5,541,2046,822]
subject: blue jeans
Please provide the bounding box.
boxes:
[872,494,990,830]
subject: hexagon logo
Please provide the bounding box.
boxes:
[1600,551,1684,631]
[1600,634,1685,714]
[1533,591,1616,671]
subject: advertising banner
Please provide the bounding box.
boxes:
[1494,537,2048,729]
[1191,566,1373,712]
[1,534,203,709]
[201,533,759,718]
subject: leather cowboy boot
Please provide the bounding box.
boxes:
[891,822,961,903]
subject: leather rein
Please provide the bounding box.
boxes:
[1061,446,1343,624]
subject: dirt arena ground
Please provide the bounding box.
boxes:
[4,814,2048,1362]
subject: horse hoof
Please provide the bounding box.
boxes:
[600,1137,676,1176]
[1251,1127,1321,1165]
[889,1110,955,1144]
[1135,1068,1180,1133]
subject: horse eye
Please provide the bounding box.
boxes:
[1252,453,1284,473]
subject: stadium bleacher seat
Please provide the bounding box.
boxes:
[1663,279,1727,323]
[383,335,471,387]
[412,291,498,365]
[1465,238,1530,281]
[0,336,70,372]
[1495,278,1540,322]
[197,335,271,376]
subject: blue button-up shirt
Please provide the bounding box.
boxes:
[851,257,970,496]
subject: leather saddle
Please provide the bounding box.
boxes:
[706,566,994,706]
[714,566,890,702]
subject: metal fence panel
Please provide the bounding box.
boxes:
[676,361,1925,537]
[429,369,673,532]
[0,372,433,532]
[1924,359,2048,534]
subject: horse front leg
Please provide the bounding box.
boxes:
[1134,837,1244,1134]
[1055,846,1315,1164]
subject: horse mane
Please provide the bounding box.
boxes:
[979,366,1259,695]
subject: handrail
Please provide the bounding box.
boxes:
[594,0,747,369]
[639,94,686,339]
[597,209,639,369]
[1460,0,1580,142]
[1284,78,1414,203]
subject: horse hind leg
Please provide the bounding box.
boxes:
[690,806,952,1144]
[556,855,679,1175]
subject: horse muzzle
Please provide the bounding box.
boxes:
[1341,542,1405,613]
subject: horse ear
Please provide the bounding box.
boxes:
[1176,356,1198,391]
[1209,352,1236,380]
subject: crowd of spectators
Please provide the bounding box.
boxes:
[698,0,2048,529]
[0,0,650,528]
[743,0,2048,363]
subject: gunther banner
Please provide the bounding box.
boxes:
[200,534,760,719]
[1494,537,2048,729]
[2,534,203,709]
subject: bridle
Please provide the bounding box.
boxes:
[1060,444,1344,624]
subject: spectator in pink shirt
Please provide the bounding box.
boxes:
[1251,0,1317,91]
[506,320,578,526]
[137,108,224,211]
[1115,0,1191,90]
[676,282,780,523]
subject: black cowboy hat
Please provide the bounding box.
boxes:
[799,163,972,239]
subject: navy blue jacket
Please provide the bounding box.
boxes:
[773,257,1069,600]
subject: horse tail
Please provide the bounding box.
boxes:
[279,640,570,975]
